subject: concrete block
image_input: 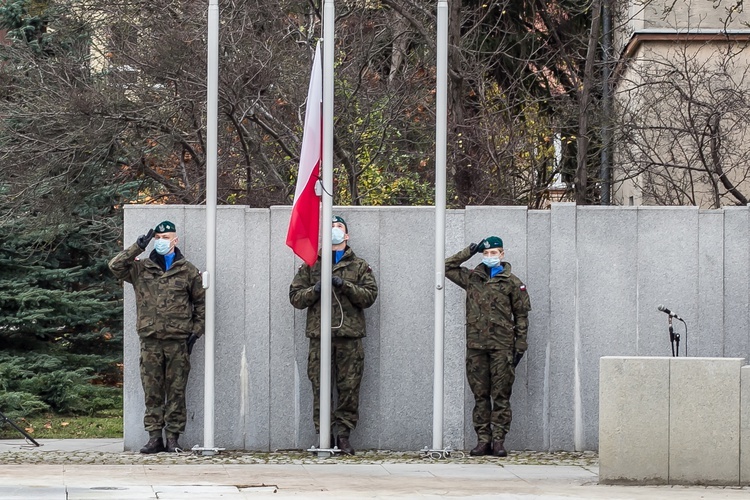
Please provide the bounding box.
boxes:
[242,208,271,450]
[577,207,639,450]
[548,203,577,451]
[598,356,670,485]
[193,206,247,450]
[443,209,467,449]
[636,207,698,359]
[521,210,551,451]
[697,211,724,357]
[268,206,300,450]
[180,207,207,450]
[742,365,750,486]
[723,207,749,358]
[378,206,434,450]
[669,357,743,485]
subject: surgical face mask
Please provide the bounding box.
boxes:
[332,227,346,245]
[482,256,501,268]
[154,238,172,255]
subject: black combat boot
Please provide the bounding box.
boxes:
[492,439,508,457]
[469,442,491,456]
[336,435,355,455]
[140,437,165,454]
[165,434,182,453]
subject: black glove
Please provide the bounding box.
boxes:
[136,229,155,250]
[186,333,199,355]
[513,351,525,368]
[469,239,486,255]
[313,281,321,293]
[332,276,344,288]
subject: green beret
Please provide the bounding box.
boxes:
[332,215,347,232]
[154,221,177,234]
[482,236,503,249]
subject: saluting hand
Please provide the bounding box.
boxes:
[136,229,155,250]
[469,239,486,255]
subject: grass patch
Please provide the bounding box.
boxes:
[0,409,123,439]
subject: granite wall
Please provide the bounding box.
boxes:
[120,204,749,452]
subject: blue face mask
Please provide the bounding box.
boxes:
[154,238,172,255]
[482,256,501,268]
[332,227,346,245]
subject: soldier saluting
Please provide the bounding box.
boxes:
[109,221,205,454]
[445,236,531,457]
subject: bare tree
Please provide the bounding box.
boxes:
[383,0,598,207]
[614,34,750,207]
[0,0,601,215]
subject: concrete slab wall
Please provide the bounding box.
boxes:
[121,204,749,452]
[599,357,670,484]
[600,357,745,486]
[669,358,743,485]
[742,365,750,485]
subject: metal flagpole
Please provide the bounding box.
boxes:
[319,0,335,457]
[201,0,219,454]
[430,0,449,457]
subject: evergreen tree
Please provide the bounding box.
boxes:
[0,0,131,420]
[0,183,134,419]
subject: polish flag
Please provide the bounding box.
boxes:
[286,43,322,266]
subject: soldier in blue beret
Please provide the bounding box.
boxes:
[445,236,531,457]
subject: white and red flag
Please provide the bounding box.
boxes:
[286,42,323,266]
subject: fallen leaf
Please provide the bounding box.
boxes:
[25,427,34,434]
[60,422,70,427]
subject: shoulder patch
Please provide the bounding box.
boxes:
[134,257,140,261]
[520,285,526,291]
[366,266,372,273]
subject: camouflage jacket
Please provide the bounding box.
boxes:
[109,242,206,340]
[289,247,378,339]
[445,246,531,351]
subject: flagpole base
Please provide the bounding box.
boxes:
[307,445,343,458]
[421,446,464,460]
[191,445,225,456]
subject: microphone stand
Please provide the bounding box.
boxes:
[668,316,681,357]
[0,409,40,446]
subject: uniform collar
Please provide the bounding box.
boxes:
[148,247,185,272]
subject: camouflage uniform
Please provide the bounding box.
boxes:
[445,246,531,443]
[289,247,378,437]
[109,242,205,437]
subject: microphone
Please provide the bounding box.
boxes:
[657,305,683,321]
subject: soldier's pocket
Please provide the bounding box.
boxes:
[136,316,155,331]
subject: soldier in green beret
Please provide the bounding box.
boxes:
[445,236,531,457]
[289,215,378,455]
[109,221,205,454]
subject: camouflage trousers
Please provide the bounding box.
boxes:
[307,337,364,438]
[139,337,191,437]
[466,348,516,442]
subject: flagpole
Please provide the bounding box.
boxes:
[202,0,219,453]
[319,0,335,457]
[431,0,449,454]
